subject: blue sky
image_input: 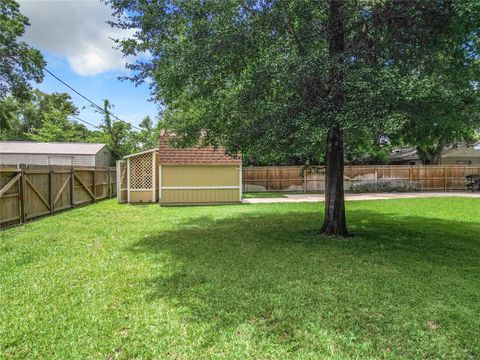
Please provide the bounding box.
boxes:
[19,0,157,130]
[37,52,158,129]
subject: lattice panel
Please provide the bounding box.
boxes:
[130,153,153,189]
[119,161,127,189]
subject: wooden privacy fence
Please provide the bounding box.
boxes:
[243,165,480,192]
[0,165,116,228]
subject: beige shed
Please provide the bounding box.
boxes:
[117,134,242,205]
[158,134,242,205]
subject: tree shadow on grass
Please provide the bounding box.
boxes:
[128,208,480,357]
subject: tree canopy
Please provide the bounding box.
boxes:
[89,100,162,159]
[0,0,45,100]
[108,1,477,151]
[394,73,480,164]
[0,90,88,141]
[107,0,480,235]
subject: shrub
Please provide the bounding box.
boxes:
[350,180,421,193]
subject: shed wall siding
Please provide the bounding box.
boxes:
[95,147,112,167]
[130,191,154,203]
[161,165,241,204]
[162,165,240,187]
[162,189,240,204]
[0,154,95,166]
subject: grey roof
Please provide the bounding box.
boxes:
[390,147,419,161]
[0,141,107,155]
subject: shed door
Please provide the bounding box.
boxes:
[161,165,240,204]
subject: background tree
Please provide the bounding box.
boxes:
[135,116,161,150]
[0,0,45,100]
[395,75,480,164]
[108,0,480,236]
[0,89,90,142]
[99,99,113,133]
[0,95,23,139]
[90,99,137,159]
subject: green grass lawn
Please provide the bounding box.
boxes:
[1,198,479,359]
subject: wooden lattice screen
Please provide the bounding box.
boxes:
[130,153,153,189]
[119,161,127,189]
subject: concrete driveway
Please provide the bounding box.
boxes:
[243,192,480,204]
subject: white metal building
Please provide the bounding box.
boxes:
[0,141,112,167]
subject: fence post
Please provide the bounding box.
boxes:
[19,169,26,224]
[444,166,447,192]
[303,168,307,193]
[116,161,120,203]
[107,169,111,198]
[92,169,96,202]
[70,168,75,208]
[49,171,54,214]
[112,168,115,197]
[266,167,270,192]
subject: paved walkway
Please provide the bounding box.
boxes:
[243,192,480,204]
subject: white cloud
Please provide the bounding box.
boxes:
[18,0,134,76]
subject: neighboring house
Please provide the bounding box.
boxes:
[389,147,422,165]
[0,141,112,167]
[441,142,480,165]
[389,141,480,165]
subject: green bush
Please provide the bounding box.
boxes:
[350,180,421,193]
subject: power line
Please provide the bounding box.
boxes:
[70,115,102,130]
[39,64,141,131]
[3,39,143,131]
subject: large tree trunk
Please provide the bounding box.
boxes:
[320,0,348,237]
[320,125,348,236]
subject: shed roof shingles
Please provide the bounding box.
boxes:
[158,135,241,165]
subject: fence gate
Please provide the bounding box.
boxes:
[0,170,22,225]
[51,171,73,212]
[72,169,96,205]
[23,171,51,220]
